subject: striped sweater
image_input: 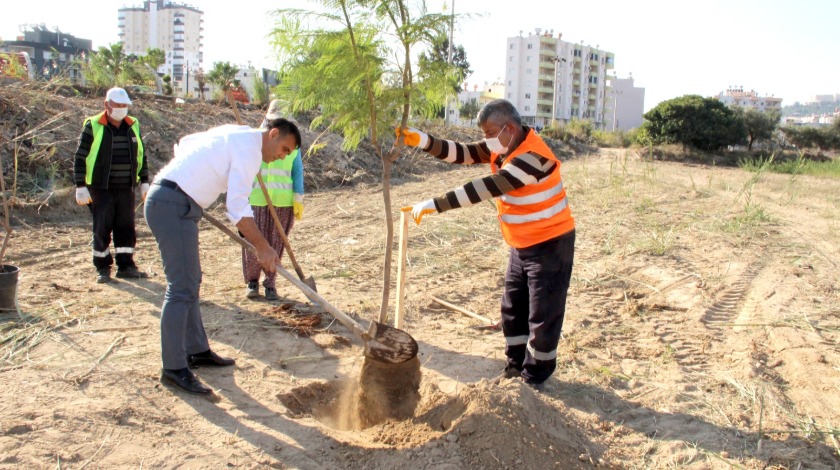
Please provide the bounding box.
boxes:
[420,126,557,213]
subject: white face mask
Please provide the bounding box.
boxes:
[109,107,129,121]
[484,123,510,154]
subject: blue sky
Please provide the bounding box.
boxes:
[4,0,838,111]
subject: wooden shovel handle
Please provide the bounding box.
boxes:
[201,210,367,339]
[255,173,308,282]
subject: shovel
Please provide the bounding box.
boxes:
[255,173,317,292]
[201,210,418,364]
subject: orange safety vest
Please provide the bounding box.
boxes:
[490,128,575,248]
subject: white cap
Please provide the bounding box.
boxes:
[105,87,132,105]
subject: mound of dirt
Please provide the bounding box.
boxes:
[280,376,602,468]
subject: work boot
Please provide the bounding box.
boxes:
[264,286,279,301]
[116,266,148,279]
[500,365,523,380]
[246,280,260,299]
[96,268,112,284]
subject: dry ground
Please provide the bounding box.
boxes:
[1,149,839,469]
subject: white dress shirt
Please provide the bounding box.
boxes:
[155,125,264,224]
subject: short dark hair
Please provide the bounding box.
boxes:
[478,99,522,127]
[265,118,301,149]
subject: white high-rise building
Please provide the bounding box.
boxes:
[505,29,614,128]
[606,76,645,131]
[118,0,203,96]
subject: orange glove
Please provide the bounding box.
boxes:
[394,127,429,148]
[401,199,437,225]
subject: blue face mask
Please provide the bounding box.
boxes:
[484,123,510,154]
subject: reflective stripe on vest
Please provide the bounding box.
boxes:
[249,149,298,207]
[84,112,145,185]
[491,128,574,248]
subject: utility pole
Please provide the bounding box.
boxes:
[612,89,623,131]
[551,56,566,128]
[444,0,454,126]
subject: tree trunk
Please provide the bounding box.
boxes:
[378,157,395,323]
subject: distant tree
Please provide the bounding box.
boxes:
[140,47,166,93]
[641,95,745,151]
[207,61,240,104]
[419,34,471,118]
[459,98,481,125]
[781,122,840,151]
[250,71,270,108]
[735,107,781,151]
[193,67,207,100]
[161,74,172,96]
[142,47,166,71]
[83,43,149,91]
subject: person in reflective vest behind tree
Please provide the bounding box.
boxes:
[242,100,305,301]
[73,87,150,283]
[399,99,575,391]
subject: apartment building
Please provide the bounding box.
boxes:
[118,0,203,96]
[715,87,783,112]
[505,29,614,128]
[606,76,645,131]
[447,81,505,127]
[1,25,91,82]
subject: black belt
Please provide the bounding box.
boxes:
[155,179,185,194]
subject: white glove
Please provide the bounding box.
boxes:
[75,187,92,205]
[402,199,437,225]
[140,183,150,201]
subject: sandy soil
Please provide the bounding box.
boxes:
[1,149,839,469]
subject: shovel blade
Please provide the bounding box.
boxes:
[304,276,317,293]
[364,321,418,364]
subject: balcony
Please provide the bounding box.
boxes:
[538,86,553,94]
[537,99,553,107]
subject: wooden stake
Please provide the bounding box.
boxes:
[431,296,495,325]
[393,209,410,328]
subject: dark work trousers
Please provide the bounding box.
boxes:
[501,230,575,384]
[88,187,137,271]
[144,183,209,370]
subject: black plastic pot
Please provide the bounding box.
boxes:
[0,264,19,311]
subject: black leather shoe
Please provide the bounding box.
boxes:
[96,269,111,284]
[188,349,235,368]
[160,368,212,395]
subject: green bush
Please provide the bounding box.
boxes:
[592,129,631,148]
[541,119,594,144]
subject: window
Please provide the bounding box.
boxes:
[508,81,512,86]
[509,56,514,62]
[525,93,531,99]
[526,68,532,74]
[526,56,531,62]
[527,44,533,49]
[524,106,530,111]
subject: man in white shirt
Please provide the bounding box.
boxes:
[144,119,301,395]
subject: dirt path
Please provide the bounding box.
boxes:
[1,150,838,468]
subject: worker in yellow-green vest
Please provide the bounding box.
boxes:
[241,100,304,301]
[73,87,150,284]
